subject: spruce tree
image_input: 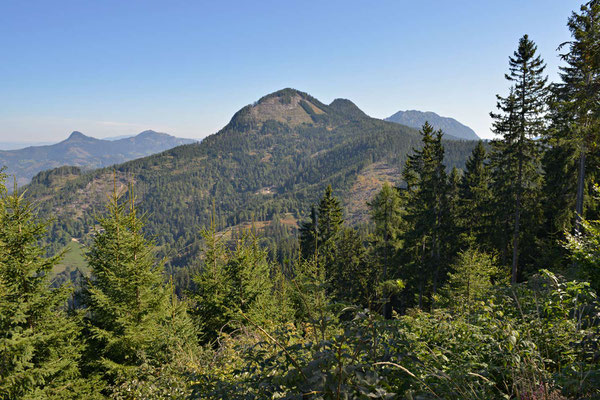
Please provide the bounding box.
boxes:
[368,183,405,315]
[490,35,548,283]
[0,176,96,399]
[317,185,343,246]
[552,0,600,228]
[402,122,450,307]
[191,217,230,343]
[298,206,318,260]
[83,184,197,394]
[440,248,499,318]
[459,141,493,247]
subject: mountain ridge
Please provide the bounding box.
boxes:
[386,109,479,140]
[0,130,196,186]
[24,88,479,278]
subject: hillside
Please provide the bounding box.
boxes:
[0,130,196,186]
[24,88,478,276]
[386,110,479,140]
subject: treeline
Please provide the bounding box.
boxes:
[1,2,600,399]
[24,88,477,278]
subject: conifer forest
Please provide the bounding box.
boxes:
[1,2,600,399]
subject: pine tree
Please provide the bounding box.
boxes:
[0,176,97,399]
[83,183,197,393]
[445,167,462,255]
[490,35,548,283]
[226,232,280,327]
[193,221,288,341]
[329,227,370,306]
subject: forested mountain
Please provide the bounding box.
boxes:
[24,88,477,281]
[0,130,196,186]
[3,2,600,399]
[386,109,480,140]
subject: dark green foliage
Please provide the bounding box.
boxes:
[565,185,600,290]
[83,185,197,396]
[458,141,493,248]
[198,270,599,400]
[0,175,97,399]
[489,35,548,282]
[555,0,600,223]
[299,206,318,260]
[192,220,292,344]
[368,182,406,314]
[23,89,478,289]
[401,122,454,307]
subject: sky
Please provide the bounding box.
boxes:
[0,0,578,143]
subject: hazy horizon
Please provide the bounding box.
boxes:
[1,1,575,142]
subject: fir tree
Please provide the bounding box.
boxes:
[490,35,548,283]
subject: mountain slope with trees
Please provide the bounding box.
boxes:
[2,1,600,398]
[0,130,196,186]
[23,88,478,280]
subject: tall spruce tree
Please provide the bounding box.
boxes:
[490,35,548,283]
[402,122,450,307]
[553,0,600,228]
[0,176,97,399]
[83,184,197,394]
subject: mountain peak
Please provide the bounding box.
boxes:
[67,131,90,140]
[227,88,329,130]
[329,99,368,119]
[386,110,479,140]
[136,130,164,138]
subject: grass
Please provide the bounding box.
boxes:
[53,240,89,276]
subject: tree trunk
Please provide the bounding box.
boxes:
[575,146,586,231]
[512,153,523,285]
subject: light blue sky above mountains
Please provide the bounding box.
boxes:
[0,0,574,142]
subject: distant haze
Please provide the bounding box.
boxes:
[0,130,196,186]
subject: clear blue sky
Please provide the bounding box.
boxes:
[0,0,577,142]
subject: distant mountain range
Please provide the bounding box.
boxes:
[24,88,478,275]
[386,110,479,140]
[0,130,196,186]
[0,141,54,150]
